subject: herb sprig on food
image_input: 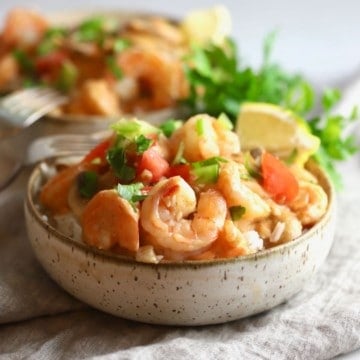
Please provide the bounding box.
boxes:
[183,33,359,189]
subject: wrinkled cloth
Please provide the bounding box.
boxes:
[0,128,359,360]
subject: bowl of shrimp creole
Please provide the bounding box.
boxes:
[0,7,200,127]
[24,114,336,326]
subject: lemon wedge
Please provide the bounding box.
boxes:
[181,5,231,46]
[236,102,320,165]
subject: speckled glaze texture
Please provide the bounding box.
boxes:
[25,160,335,326]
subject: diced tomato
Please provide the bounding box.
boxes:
[35,51,67,74]
[261,151,299,204]
[137,146,169,183]
[82,138,112,165]
[166,164,191,182]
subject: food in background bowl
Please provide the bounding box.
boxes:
[0,6,229,120]
[25,112,335,325]
[36,113,329,262]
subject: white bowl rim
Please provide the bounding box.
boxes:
[26,159,335,269]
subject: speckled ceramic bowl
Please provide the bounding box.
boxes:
[24,160,335,326]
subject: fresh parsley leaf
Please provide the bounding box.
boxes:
[191,163,219,184]
[113,38,131,53]
[195,117,205,135]
[78,171,98,198]
[191,157,227,184]
[183,33,315,119]
[116,182,146,206]
[37,27,67,56]
[244,152,261,179]
[159,119,183,137]
[12,49,34,73]
[191,156,227,169]
[56,60,78,93]
[308,94,359,189]
[107,146,136,183]
[229,205,246,221]
[74,17,105,43]
[111,118,159,139]
[106,55,123,79]
[217,112,233,130]
[322,88,341,112]
[183,33,359,188]
[135,134,152,154]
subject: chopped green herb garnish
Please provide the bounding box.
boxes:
[244,152,261,179]
[217,112,233,130]
[285,148,299,165]
[135,134,152,154]
[190,157,227,183]
[195,117,205,135]
[191,156,227,169]
[106,55,123,79]
[56,60,78,93]
[12,49,34,73]
[111,118,159,140]
[113,38,131,53]
[22,77,40,88]
[37,41,56,57]
[191,163,219,184]
[74,17,105,43]
[107,146,136,183]
[116,182,146,208]
[229,205,246,221]
[78,171,98,198]
[37,27,67,55]
[159,119,183,137]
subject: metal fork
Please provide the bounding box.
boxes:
[0,130,110,191]
[0,87,68,130]
[27,130,111,163]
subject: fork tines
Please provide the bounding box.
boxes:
[0,87,68,128]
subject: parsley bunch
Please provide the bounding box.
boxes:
[183,33,359,188]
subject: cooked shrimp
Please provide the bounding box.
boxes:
[140,176,227,253]
[217,161,271,220]
[81,189,139,252]
[117,48,188,110]
[0,54,19,89]
[169,114,240,162]
[124,17,185,46]
[254,202,302,245]
[192,220,265,260]
[2,8,48,47]
[288,180,328,226]
[213,120,241,157]
[40,164,83,215]
[66,79,121,116]
[241,180,303,244]
[212,219,252,258]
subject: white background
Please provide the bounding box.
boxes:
[0,1,359,358]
